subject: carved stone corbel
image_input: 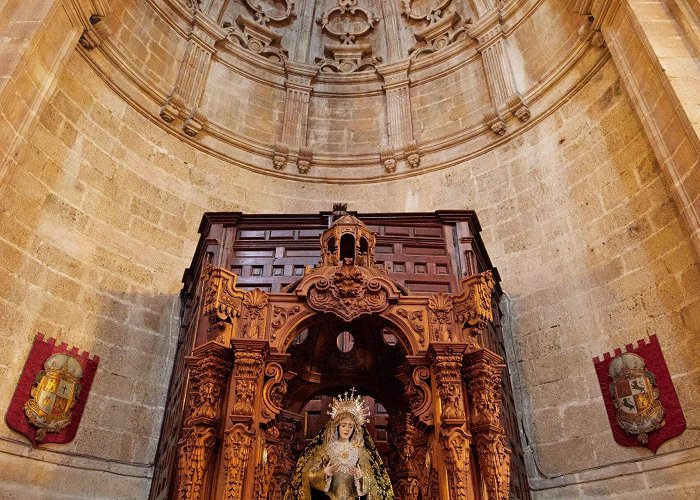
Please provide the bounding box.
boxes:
[402,0,471,59]
[453,270,496,351]
[463,349,510,500]
[175,342,232,500]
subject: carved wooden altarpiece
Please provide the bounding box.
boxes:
[150,209,530,500]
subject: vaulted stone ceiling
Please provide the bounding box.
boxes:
[83,0,605,180]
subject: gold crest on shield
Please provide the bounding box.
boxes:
[24,353,83,441]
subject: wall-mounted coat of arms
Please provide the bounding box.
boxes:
[593,335,685,452]
[5,334,99,446]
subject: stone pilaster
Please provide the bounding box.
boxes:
[476,23,530,135]
[274,62,316,173]
[378,60,420,170]
[160,10,224,137]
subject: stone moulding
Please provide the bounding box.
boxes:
[80,0,611,181]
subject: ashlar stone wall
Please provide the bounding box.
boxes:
[0,0,698,499]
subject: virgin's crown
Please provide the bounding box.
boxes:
[328,388,370,426]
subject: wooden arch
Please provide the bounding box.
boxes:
[170,213,513,500]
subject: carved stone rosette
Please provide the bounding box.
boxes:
[175,342,232,500]
[463,349,511,500]
[452,270,495,350]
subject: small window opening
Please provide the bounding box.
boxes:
[339,234,355,261]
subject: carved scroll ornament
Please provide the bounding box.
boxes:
[316,0,381,73]
[402,0,470,59]
[453,270,495,349]
[261,361,293,423]
[301,264,396,322]
[203,266,244,324]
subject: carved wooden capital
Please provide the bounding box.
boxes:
[184,342,233,426]
[231,341,268,416]
[463,349,505,432]
[430,344,468,423]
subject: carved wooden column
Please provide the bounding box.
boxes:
[267,410,301,500]
[475,22,530,135]
[273,62,316,173]
[217,340,268,499]
[378,61,420,172]
[388,413,422,499]
[463,349,511,500]
[160,9,224,137]
[175,342,232,500]
[430,344,472,500]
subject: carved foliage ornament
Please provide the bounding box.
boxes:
[223,423,255,500]
[232,350,265,416]
[306,264,391,321]
[428,292,455,342]
[463,351,504,431]
[475,432,511,500]
[241,288,269,339]
[440,427,471,499]
[432,351,465,421]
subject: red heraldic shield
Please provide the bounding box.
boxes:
[593,335,685,453]
[5,333,99,446]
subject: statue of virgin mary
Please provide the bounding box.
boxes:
[285,389,394,500]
